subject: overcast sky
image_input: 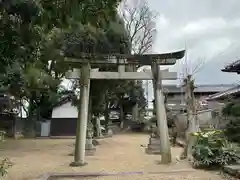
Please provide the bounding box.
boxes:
[146,0,240,85]
[64,0,240,97]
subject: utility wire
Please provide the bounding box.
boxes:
[194,42,240,76]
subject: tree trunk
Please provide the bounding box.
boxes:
[122,112,130,130]
[131,66,139,124]
[187,115,200,160]
[88,97,92,133]
[23,96,36,138]
[132,103,138,121]
[120,104,124,129]
[95,117,102,138]
[181,76,200,160]
[104,92,110,132]
[181,113,200,160]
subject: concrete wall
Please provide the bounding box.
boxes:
[175,109,222,137]
[167,94,206,104]
[167,94,210,111]
[52,102,78,118]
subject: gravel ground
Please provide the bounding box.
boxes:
[1,134,236,180]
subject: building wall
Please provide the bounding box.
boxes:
[51,102,78,118]
[168,93,212,102]
[50,118,77,136]
[50,102,78,136]
[167,94,184,104]
[167,94,209,109]
[207,101,225,109]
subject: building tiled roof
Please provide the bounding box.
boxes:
[52,93,75,109]
[206,85,240,101]
[222,59,240,73]
[163,84,234,94]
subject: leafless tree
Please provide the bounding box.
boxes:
[119,0,158,55]
[177,49,206,160]
[118,0,158,125]
[178,44,233,160]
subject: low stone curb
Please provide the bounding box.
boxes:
[36,169,198,180]
[223,165,240,178]
[50,136,75,139]
[37,172,143,180]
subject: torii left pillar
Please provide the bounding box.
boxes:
[70,63,91,167]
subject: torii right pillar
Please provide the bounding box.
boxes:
[151,62,171,164]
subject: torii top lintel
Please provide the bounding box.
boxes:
[64,50,185,66]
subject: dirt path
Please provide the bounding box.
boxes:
[3,134,230,180]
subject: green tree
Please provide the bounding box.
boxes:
[64,17,131,129]
[0,0,123,137]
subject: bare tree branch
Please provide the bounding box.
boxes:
[191,57,206,75]
[119,0,158,55]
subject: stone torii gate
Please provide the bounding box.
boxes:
[64,50,185,166]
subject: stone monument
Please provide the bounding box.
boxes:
[85,122,96,156]
[145,123,161,154]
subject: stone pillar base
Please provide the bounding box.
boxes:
[145,148,162,155]
[69,161,88,167]
[85,138,96,147]
[104,129,113,137]
[68,150,95,156]
[148,137,160,144]
[85,148,96,156]
[145,137,162,155]
[69,138,96,156]
[85,138,96,156]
